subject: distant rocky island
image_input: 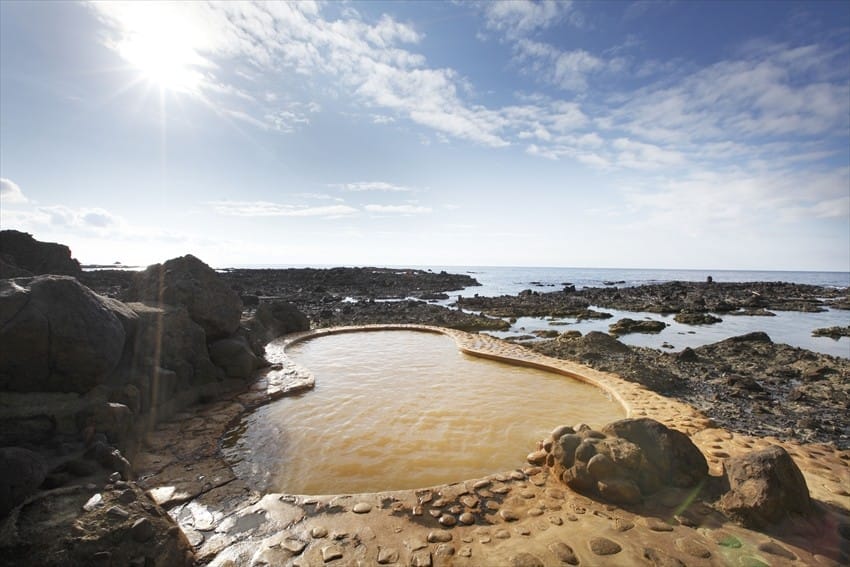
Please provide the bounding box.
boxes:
[1,229,848,565]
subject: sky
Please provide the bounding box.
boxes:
[1,1,848,271]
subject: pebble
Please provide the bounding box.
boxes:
[459,546,472,558]
[428,509,441,518]
[515,526,531,536]
[410,550,432,567]
[548,542,579,565]
[485,501,500,511]
[614,518,635,532]
[473,479,491,489]
[83,493,103,512]
[131,518,155,543]
[311,526,328,538]
[321,545,343,563]
[548,515,563,526]
[494,529,511,539]
[458,512,475,525]
[117,489,136,504]
[438,514,457,527]
[589,537,622,556]
[434,544,455,557]
[377,547,399,564]
[519,490,536,499]
[107,506,130,519]
[527,507,544,517]
[281,538,306,554]
[499,509,519,522]
[352,502,372,514]
[643,547,685,567]
[427,530,452,543]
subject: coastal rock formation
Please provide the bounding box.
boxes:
[539,418,707,506]
[812,325,850,339]
[719,445,813,529]
[126,255,242,340]
[0,276,126,393]
[0,230,82,277]
[208,336,261,379]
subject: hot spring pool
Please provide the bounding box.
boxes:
[222,330,625,495]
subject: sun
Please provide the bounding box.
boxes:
[114,16,207,95]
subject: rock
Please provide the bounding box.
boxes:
[609,318,666,336]
[812,326,850,339]
[674,312,722,325]
[601,418,707,491]
[0,230,82,276]
[545,418,708,506]
[208,336,260,379]
[131,517,155,542]
[589,537,622,555]
[126,255,242,340]
[548,542,579,565]
[0,447,48,517]
[249,301,310,341]
[676,347,699,362]
[0,276,126,393]
[126,303,223,414]
[510,552,544,567]
[719,445,813,529]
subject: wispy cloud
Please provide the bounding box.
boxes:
[364,204,432,214]
[0,178,28,203]
[207,200,358,218]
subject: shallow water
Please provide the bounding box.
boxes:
[223,330,625,495]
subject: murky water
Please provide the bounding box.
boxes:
[223,330,625,495]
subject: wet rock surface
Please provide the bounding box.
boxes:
[531,331,850,448]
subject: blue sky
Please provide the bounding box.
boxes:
[1,1,848,270]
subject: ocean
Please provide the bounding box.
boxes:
[412,266,850,359]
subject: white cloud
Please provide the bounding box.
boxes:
[207,200,358,218]
[514,40,603,91]
[481,1,579,39]
[0,178,28,203]
[334,181,414,192]
[364,204,432,214]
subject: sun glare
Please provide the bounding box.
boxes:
[118,31,205,94]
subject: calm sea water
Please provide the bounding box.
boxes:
[231,264,849,358]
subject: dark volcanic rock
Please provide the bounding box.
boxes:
[0,230,82,277]
[812,326,850,339]
[0,276,126,393]
[126,255,242,340]
[674,312,722,325]
[251,301,310,341]
[719,445,813,529]
[208,336,260,379]
[609,318,667,336]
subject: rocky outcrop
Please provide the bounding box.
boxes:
[208,336,261,379]
[126,255,242,340]
[0,276,127,393]
[0,230,82,277]
[537,419,707,506]
[812,325,850,339]
[719,445,813,529]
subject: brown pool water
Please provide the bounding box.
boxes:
[223,330,625,495]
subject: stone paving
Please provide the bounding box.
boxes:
[134,325,850,566]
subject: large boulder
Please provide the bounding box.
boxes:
[126,255,241,340]
[0,230,81,276]
[0,276,126,393]
[0,446,48,518]
[208,336,260,379]
[123,302,223,414]
[719,445,813,529]
[540,419,708,506]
